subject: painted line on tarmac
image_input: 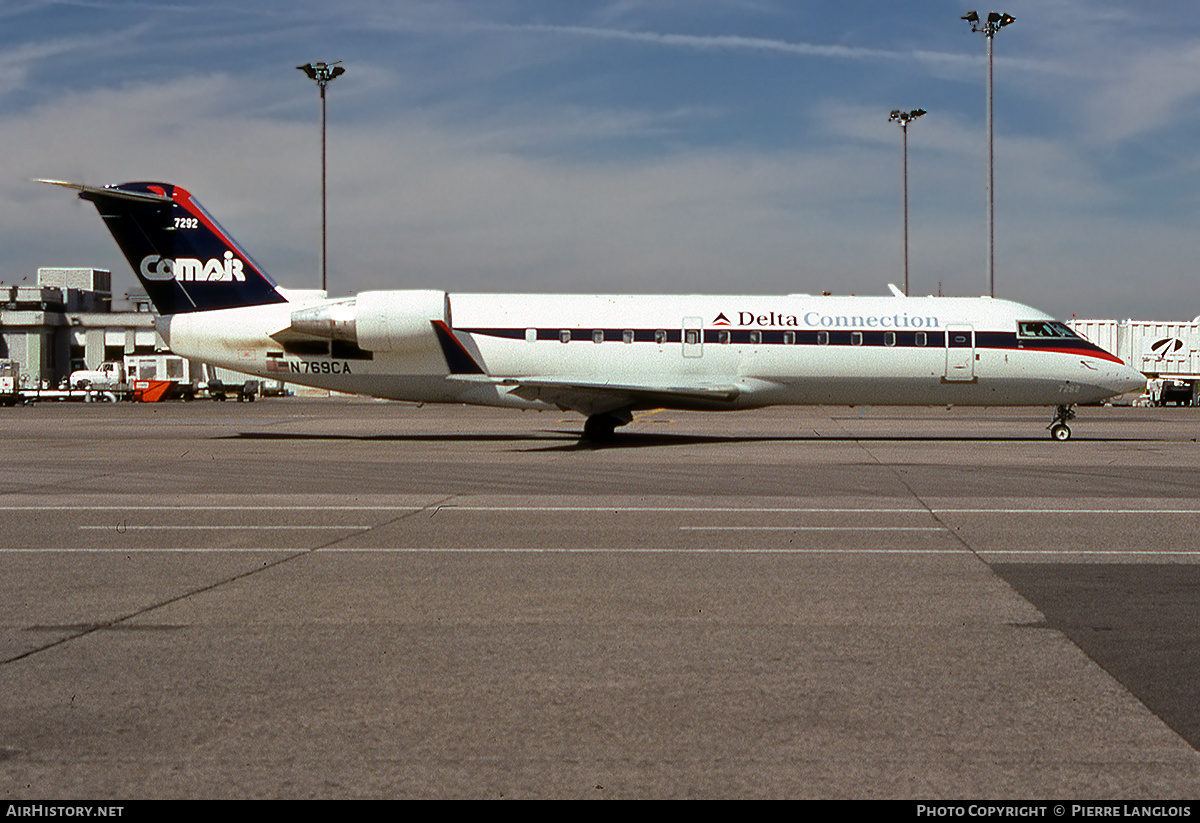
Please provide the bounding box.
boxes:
[0,546,963,553]
[6,505,1200,514]
[6,547,1200,557]
[0,505,928,513]
[0,547,303,552]
[980,549,1200,556]
[679,526,944,532]
[76,525,373,531]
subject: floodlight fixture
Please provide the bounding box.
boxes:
[889,108,926,127]
[297,61,345,91]
[963,11,1015,36]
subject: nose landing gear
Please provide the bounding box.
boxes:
[1048,404,1076,441]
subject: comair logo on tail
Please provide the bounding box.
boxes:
[141,251,247,282]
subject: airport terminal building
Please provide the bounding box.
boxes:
[0,267,161,388]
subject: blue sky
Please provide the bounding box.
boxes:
[3,0,1200,319]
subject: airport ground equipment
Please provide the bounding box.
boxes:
[65,354,258,402]
[0,361,18,406]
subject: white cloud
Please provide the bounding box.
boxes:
[503,21,980,71]
[1081,40,1200,144]
[0,24,148,99]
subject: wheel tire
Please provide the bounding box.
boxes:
[1050,423,1071,441]
[582,415,618,443]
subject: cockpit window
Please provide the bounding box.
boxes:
[1018,321,1079,339]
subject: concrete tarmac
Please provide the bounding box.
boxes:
[1,398,1199,799]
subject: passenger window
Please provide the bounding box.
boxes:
[851,331,863,346]
[559,330,571,344]
[655,330,668,344]
[817,331,829,345]
[915,332,926,347]
[884,332,896,347]
[685,329,700,345]
[592,330,604,344]
[783,332,795,345]
[622,330,634,344]
[748,330,761,344]
[718,330,731,344]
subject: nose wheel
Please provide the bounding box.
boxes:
[1048,405,1075,441]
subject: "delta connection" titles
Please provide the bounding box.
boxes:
[730,310,941,329]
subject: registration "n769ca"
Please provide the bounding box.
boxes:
[283,360,353,374]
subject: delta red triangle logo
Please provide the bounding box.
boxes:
[713,312,731,326]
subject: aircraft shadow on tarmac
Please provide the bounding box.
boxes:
[542,433,1161,451]
[229,430,1150,451]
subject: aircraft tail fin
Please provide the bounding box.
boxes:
[40,180,289,315]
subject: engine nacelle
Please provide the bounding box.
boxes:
[288,290,450,353]
[356,290,450,352]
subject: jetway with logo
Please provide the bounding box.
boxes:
[1069,319,1197,405]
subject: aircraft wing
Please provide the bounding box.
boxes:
[449,375,743,417]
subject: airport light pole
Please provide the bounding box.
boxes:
[962,11,1014,298]
[889,108,926,297]
[297,61,345,293]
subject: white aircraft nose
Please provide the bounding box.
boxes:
[1112,363,1147,396]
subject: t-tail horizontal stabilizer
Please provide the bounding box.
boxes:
[39,179,289,315]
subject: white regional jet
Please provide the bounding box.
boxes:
[44,180,1145,441]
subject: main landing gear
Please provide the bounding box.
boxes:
[582,412,632,443]
[1048,405,1076,441]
